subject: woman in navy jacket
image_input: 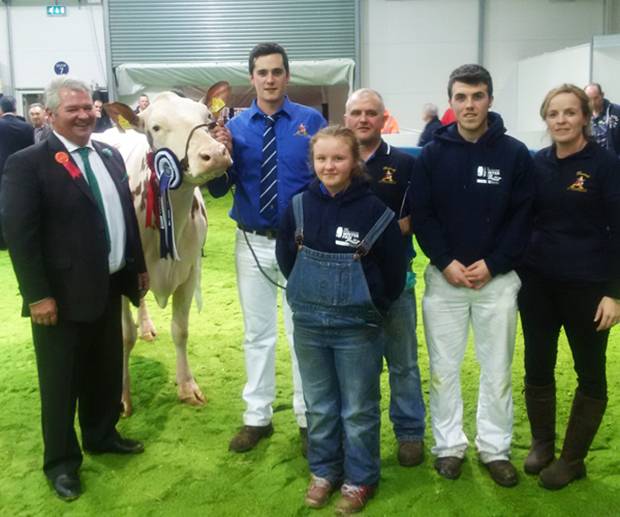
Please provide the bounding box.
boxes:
[276,126,405,513]
[519,84,620,490]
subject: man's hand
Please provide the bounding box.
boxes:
[138,272,150,299]
[211,123,233,155]
[594,296,620,331]
[30,297,58,326]
[397,216,413,236]
[442,260,473,288]
[464,259,492,290]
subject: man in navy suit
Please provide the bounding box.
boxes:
[0,95,35,248]
[1,77,149,501]
[0,95,34,172]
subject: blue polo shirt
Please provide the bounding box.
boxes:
[207,96,326,230]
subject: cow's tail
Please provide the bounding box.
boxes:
[193,253,203,312]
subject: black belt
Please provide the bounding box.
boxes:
[237,224,278,239]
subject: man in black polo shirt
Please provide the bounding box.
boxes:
[344,88,426,467]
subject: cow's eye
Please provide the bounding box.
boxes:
[152,125,161,132]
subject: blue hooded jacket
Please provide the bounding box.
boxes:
[410,112,534,276]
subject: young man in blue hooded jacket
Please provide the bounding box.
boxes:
[410,64,534,487]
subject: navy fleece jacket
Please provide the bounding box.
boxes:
[410,112,534,276]
[523,142,620,298]
[276,178,406,312]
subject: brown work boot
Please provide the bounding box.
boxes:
[229,423,273,452]
[334,483,376,514]
[524,382,556,474]
[300,427,308,458]
[539,390,607,490]
[434,456,463,480]
[484,460,518,487]
[304,475,336,508]
[397,440,424,467]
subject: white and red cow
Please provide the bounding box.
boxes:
[98,92,231,415]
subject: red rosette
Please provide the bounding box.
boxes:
[56,151,81,179]
[145,152,160,229]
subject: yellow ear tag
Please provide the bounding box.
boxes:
[209,97,226,116]
[118,115,133,130]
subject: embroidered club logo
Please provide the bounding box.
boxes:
[295,123,308,136]
[379,166,397,184]
[476,165,502,185]
[567,171,590,192]
[335,226,360,247]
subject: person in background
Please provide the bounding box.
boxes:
[1,77,148,501]
[410,64,534,487]
[29,102,52,143]
[93,99,112,133]
[518,84,620,490]
[0,95,35,249]
[344,88,426,467]
[133,94,150,114]
[208,42,326,454]
[276,126,405,514]
[583,83,620,157]
[418,103,442,146]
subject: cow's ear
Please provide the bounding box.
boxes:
[103,102,145,134]
[203,81,231,118]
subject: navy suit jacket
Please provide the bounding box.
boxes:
[0,113,34,176]
[1,133,146,321]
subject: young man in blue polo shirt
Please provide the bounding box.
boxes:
[344,88,426,468]
[208,42,326,453]
[411,64,534,487]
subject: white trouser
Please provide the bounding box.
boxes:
[422,265,520,463]
[235,229,307,428]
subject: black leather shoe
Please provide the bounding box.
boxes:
[87,436,145,455]
[484,460,519,487]
[434,456,463,480]
[51,473,81,501]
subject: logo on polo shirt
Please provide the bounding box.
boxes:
[294,123,308,136]
[335,226,360,247]
[379,166,397,184]
[567,171,590,192]
[476,165,502,185]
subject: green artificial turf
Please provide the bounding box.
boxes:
[1,192,619,516]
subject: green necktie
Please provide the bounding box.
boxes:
[76,147,110,247]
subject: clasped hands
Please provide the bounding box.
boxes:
[442,259,491,290]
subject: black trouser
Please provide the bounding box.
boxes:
[32,276,123,479]
[518,269,609,401]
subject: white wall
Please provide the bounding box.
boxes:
[517,44,591,148]
[0,0,106,107]
[361,0,609,146]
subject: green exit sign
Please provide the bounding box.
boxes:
[47,5,66,16]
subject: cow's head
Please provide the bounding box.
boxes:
[105,92,232,185]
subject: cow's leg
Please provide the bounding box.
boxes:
[137,298,157,341]
[172,274,206,406]
[121,296,138,417]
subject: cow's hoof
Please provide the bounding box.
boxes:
[121,398,133,417]
[178,382,207,406]
[139,328,157,342]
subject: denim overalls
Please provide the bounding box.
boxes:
[286,192,394,487]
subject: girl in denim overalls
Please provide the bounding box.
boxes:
[276,126,405,514]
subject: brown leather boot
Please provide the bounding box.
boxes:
[539,390,607,490]
[229,423,274,452]
[524,382,556,474]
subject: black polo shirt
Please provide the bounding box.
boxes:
[366,139,416,262]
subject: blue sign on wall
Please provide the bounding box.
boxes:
[54,61,69,75]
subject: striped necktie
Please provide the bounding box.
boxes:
[76,147,110,246]
[259,114,279,223]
